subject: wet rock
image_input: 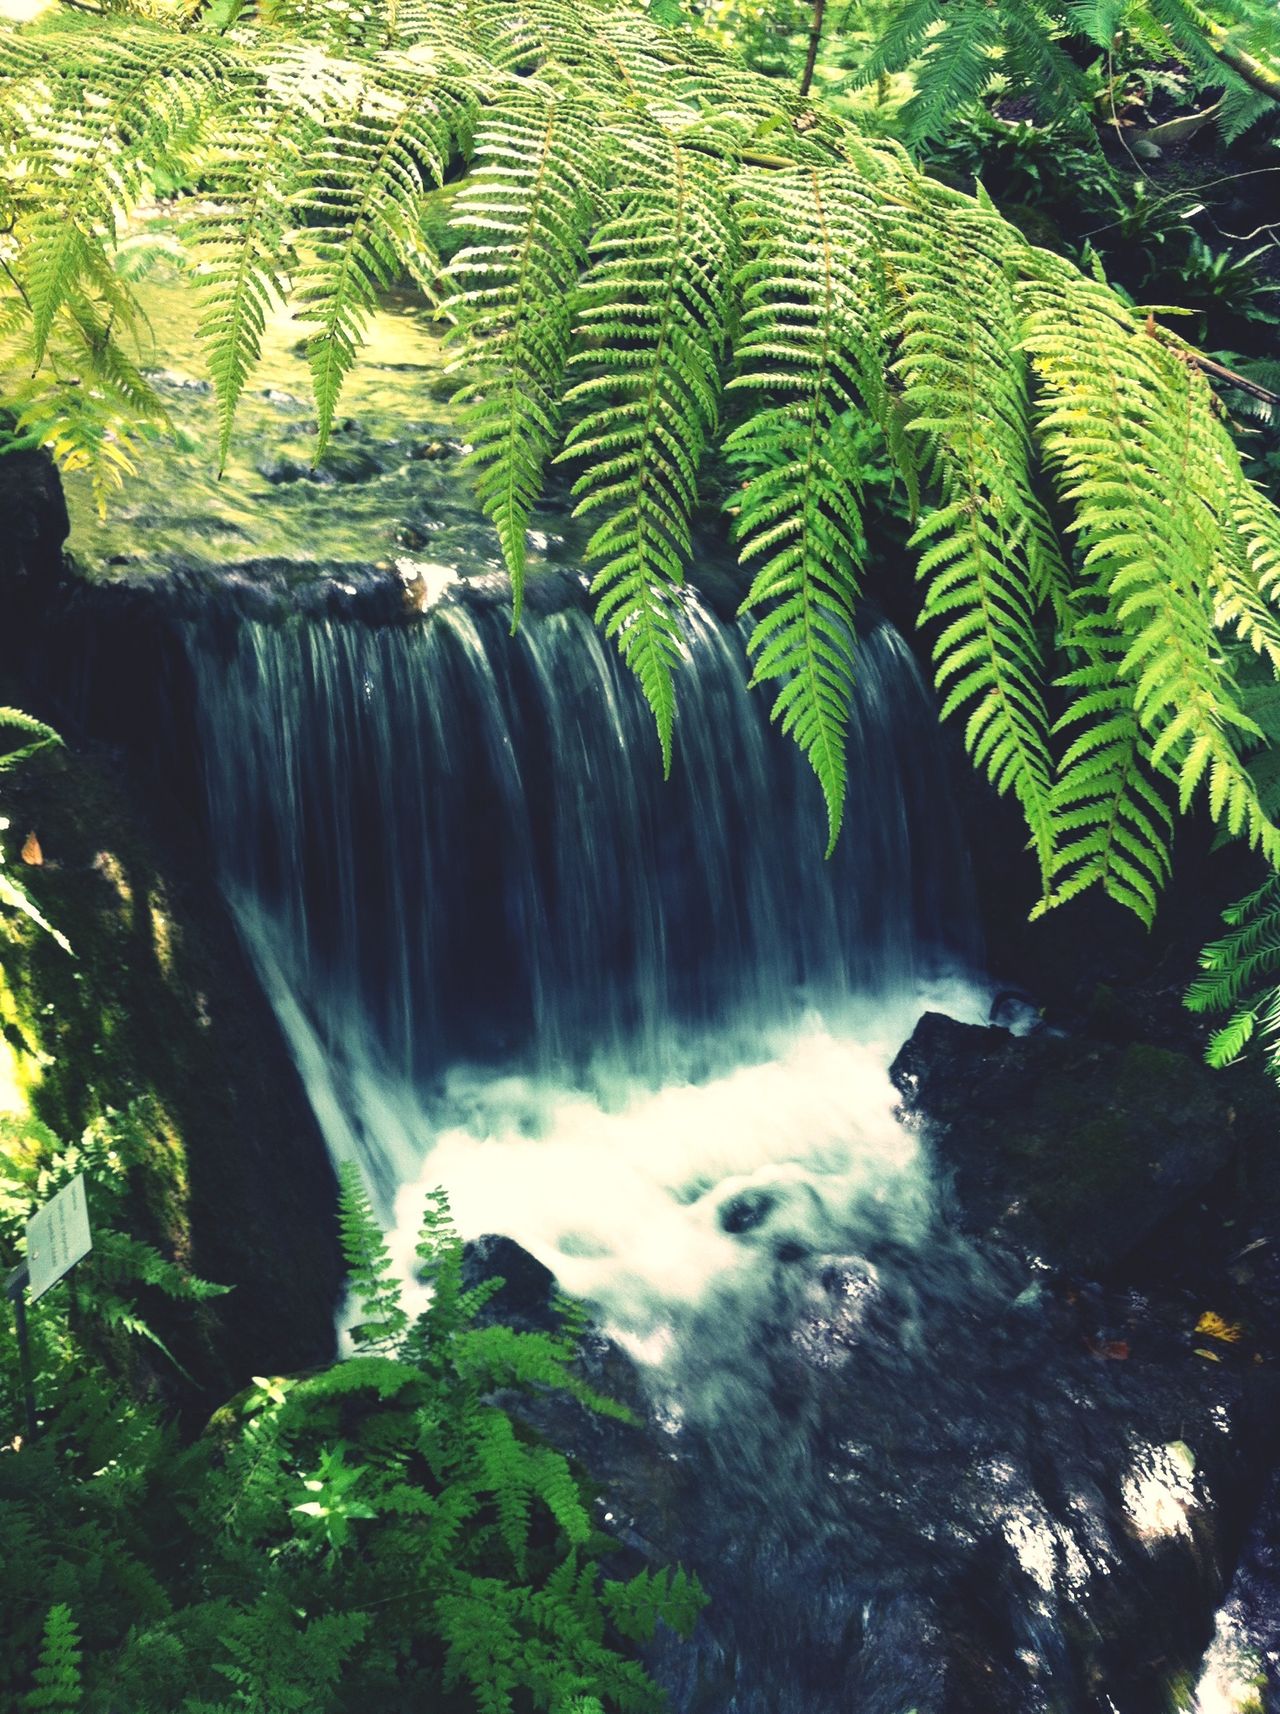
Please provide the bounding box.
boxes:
[144,367,213,395]
[461,1233,560,1334]
[890,1011,1262,1274]
[409,438,462,462]
[719,1189,775,1234]
[257,443,387,486]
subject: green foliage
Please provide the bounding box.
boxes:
[561,121,736,771]
[24,1606,82,1714]
[845,0,1280,145]
[0,716,66,948]
[724,162,888,848]
[0,1151,704,1711]
[0,710,61,774]
[4,0,1279,896]
[446,88,597,629]
[0,1104,228,1386]
[1187,874,1280,1069]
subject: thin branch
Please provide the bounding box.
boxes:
[799,0,826,99]
[1191,352,1280,409]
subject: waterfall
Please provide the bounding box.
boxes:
[190,592,978,1206]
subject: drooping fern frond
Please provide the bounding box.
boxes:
[1022,256,1280,869]
[444,88,597,626]
[293,66,473,457]
[1186,873,1280,1068]
[1035,613,1176,926]
[723,161,889,850]
[889,185,1063,884]
[187,49,332,470]
[9,21,228,365]
[560,120,736,772]
[5,0,1280,912]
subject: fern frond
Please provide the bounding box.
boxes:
[725,164,888,851]
[444,88,596,622]
[1187,874,1280,1069]
[23,1605,82,1713]
[897,2,1004,145]
[890,188,1062,884]
[187,48,332,468]
[560,120,736,771]
[0,25,228,363]
[1022,260,1280,868]
[0,707,61,770]
[337,1160,409,1351]
[293,65,469,455]
[1037,628,1176,926]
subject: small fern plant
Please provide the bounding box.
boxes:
[3,1160,704,1711]
[171,1160,705,1714]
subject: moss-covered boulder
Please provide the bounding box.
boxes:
[0,741,341,1401]
[890,1011,1271,1274]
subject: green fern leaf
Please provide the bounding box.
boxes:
[23,1605,82,1713]
[444,88,596,625]
[560,120,736,772]
[725,165,888,851]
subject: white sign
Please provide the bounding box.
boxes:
[27,1176,92,1301]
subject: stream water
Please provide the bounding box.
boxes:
[55,281,1278,1711]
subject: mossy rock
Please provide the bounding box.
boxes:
[891,1012,1268,1274]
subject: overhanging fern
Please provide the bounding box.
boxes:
[4,0,1280,950]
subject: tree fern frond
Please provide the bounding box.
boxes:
[444,87,596,624]
[1187,874,1280,1068]
[293,67,469,455]
[1036,616,1176,926]
[890,189,1062,883]
[724,164,888,851]
[187,49,333,468]
[559,121,736,772]
[1021,260,1280,869]
[0,26,229,363]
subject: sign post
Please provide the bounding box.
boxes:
[5,1263,37,1441]
[6,1176,93,1442]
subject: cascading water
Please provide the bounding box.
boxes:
[191,590,977,1200]
[184,587,1252,1711]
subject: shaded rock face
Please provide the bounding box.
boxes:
[0,449,70,618]
[0,745,342,1400]
[889,1011,1268,1274]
